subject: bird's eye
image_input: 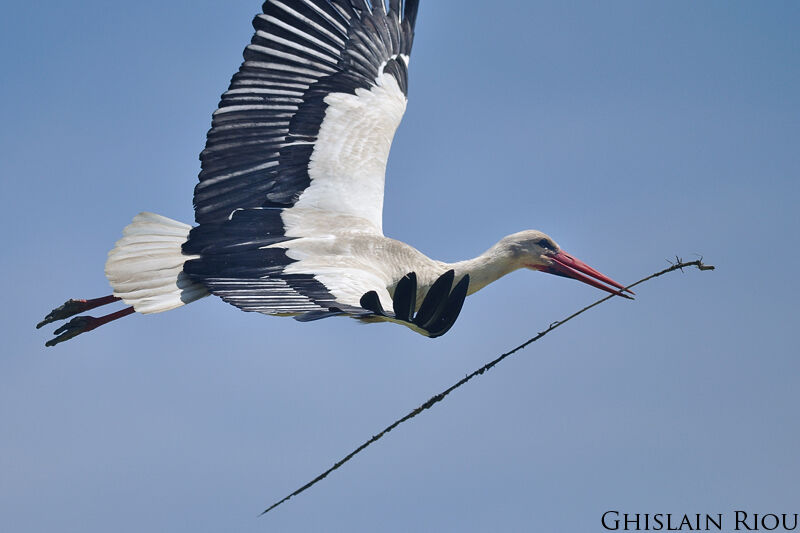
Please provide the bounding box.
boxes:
[537,239,556,252]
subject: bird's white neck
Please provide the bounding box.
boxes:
[446,242,522,295]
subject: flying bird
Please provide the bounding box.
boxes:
[38,0,631,347]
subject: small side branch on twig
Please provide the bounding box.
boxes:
[260,259,715,516]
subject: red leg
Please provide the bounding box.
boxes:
[37,295,121,329]
[81,295,121,310]
[45,306,135,347]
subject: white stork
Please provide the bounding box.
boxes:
[38,0,630,347]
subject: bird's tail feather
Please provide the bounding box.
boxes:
[105,212,208,314]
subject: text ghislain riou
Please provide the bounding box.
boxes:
[602,511,799,531]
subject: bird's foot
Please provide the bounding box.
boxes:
[42,306,135,347]
[360,270,470,338]
[45,316,99,347]
[36,295,121,329]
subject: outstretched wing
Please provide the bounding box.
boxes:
[192,0,418,233]
[183,0,420,317]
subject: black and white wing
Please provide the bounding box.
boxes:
[182,0,420,317]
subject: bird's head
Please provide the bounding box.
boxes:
[499,230,632,298]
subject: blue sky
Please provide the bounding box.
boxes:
[1,1,799,531]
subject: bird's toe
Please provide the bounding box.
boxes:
[45,316,96,347]
[37,299,92,329]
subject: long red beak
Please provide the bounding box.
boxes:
[540,251,633,299]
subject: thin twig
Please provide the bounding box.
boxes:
[260,259,715,516]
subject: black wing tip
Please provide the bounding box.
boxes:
[360,290,386,316]
[357,270,469,338]
[392,272,418,322]
[412,271,454,330]
[427,273,470,338]
[403,0,420,28]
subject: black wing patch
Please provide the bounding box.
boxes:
[192,0,418,224]
[360,270,471,338]
[184,0,420,317]
[182,208,340,315]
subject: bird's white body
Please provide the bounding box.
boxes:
[104,213,544,317]
[41,0,627,346]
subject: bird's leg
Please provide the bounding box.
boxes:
[45,306,135,347]
[36,295,121,329]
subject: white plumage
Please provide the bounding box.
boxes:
[39,0,629,347]
[104,213,206,314]
[297,71,407,235]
